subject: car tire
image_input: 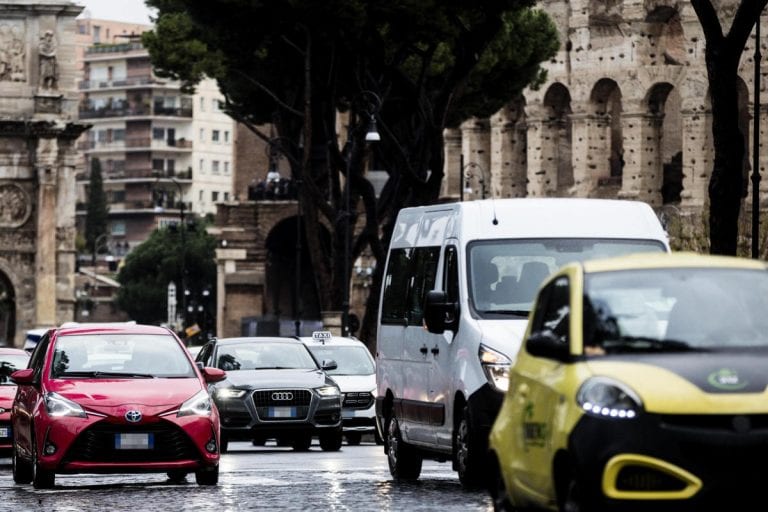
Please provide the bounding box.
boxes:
[557,463,586,512]
[386,414,422,480]
[455,405,487,489]
[252,436,266,446]
[32,434,55,489]
[167,470,188,482]
[220,435,229,454]
[292,434,312,451]
[195,465,219,486]
[345,432,362,446]
[12,444,32,484]
[320,431,343,451]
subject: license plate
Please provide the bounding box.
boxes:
[0,426,9,439]
[268,406,296,418]
[115,433,154,450]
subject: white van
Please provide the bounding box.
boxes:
[375,198,670,486]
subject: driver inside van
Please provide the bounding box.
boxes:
[473,258,500,310]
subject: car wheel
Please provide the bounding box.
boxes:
[345,432,362,446]
[320,431,343,451]
[252,436,266,446]
[386,414,422,480]
[195,465,219,486]
[220,435,229,454]
[292,434,312,451]
[456,406,487,489]
[12,443,32,484]
[167,470,188,482]
[32,434,55,489]
[557,464,585,512]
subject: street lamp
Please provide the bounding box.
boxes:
[753,11,763,259]
[460,159,488,201]
[154,174,187,326]
[342,90,381,337]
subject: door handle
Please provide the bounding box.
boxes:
[431,346,439,356]
[420,345,428,355]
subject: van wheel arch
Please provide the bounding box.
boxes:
[382,391,395,453]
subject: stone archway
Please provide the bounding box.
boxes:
[0,271,15,346]
[542,83,573,194]
[645,82,683,205]
[589,79,624,191]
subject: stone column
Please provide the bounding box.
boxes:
[214,246,247,338]
[460,118,491,199]
[619,111,664,205]
[680,109,712,208]
[442,128,461,200]
[569,112,594,195]
[491,105,527,198]
[525,118,554,196]
[35,137,59,327]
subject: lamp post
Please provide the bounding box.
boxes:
[461,160,488,201]
[753,11,763,259]
[155,174,187,327]
[342,90,381,337]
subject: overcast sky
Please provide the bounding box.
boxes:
[76,0,156,25]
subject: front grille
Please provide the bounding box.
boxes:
[342,392,373,410]
[253,389,312,421]
[64,420,199,463]
[616,465,688,492]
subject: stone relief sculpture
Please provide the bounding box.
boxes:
[0,184,31,227]
[38,30,57,90]
[0,23,26,82]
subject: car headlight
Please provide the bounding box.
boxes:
[316,385,340,397]
[479,344,511,392]
[216,388,246,399]
[45,392,86,418]
[577,377,642,419]
[178,390,213,417]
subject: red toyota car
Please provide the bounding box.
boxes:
[1,347,30,454]
[10,324,225,488]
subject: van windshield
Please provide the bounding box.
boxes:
[468,238,666,318]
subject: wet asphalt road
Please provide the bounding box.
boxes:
[0,440,493,511]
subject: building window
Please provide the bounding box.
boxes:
[212,98,219,111]
[224,192,229,201]
[167,159,175,173]
[152,159,164,171]
[199,128,204,142]
[199,190,203,201]
[199,97,205,111]
[199,159,204,172]
[224,130,230,143]
[93,25,101,43]
[153,128,165,140]
[110,190,126,202]
[224,161,230,174]
[113,129,125,141]
[212,191,219,202]
[212,130,220,143]
[110,221,126,236]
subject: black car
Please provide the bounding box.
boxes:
[195,337,343,452]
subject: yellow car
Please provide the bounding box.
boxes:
[488,252,768,511]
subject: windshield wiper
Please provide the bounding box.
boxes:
[55,370,155,378]
[253,366,293,370]
[604,337,704,353]
[478,309,530,317]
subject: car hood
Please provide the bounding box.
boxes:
[327,374,375,392]
[47,378,203,410]
[222,368,330,389]
[478,318,530,361]
[585,352,768,414]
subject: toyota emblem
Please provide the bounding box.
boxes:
[125,410,142,423]
[271,392,294,401]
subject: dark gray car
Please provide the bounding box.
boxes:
[195,337,342,452]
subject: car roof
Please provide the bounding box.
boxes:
[0,347,29,356]
[298,336,366,348]
[577,251,768,274]
[214,336,304,346]
[54,323,173,337]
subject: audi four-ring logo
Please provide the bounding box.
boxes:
[125,410,142,423]
[271,392,294,401]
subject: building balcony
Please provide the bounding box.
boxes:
[79,138,194,152]
[85,42,146,56]
[78,75,160,90]
[79,105,193,120]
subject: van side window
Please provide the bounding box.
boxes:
[444,245,459,303]
[407,247,440,325]
[533,276,570,345]
[381,246,440,325]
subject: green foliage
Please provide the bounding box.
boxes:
[116,223,216,325]
[84,159,109,255]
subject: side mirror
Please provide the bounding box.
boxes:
[201,366,227,383]
[11,368,35,385]
[321,360,338,371]
[424,290,459,334]
[525,331,571,362]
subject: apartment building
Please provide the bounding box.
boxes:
[75,18,235,254]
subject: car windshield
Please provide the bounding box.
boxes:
[583,267,768,354]
[215,342,318,371]
[468,238,666,318]
[0,354,29,385]
[307,345,374,376]
[50,333,196,378]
